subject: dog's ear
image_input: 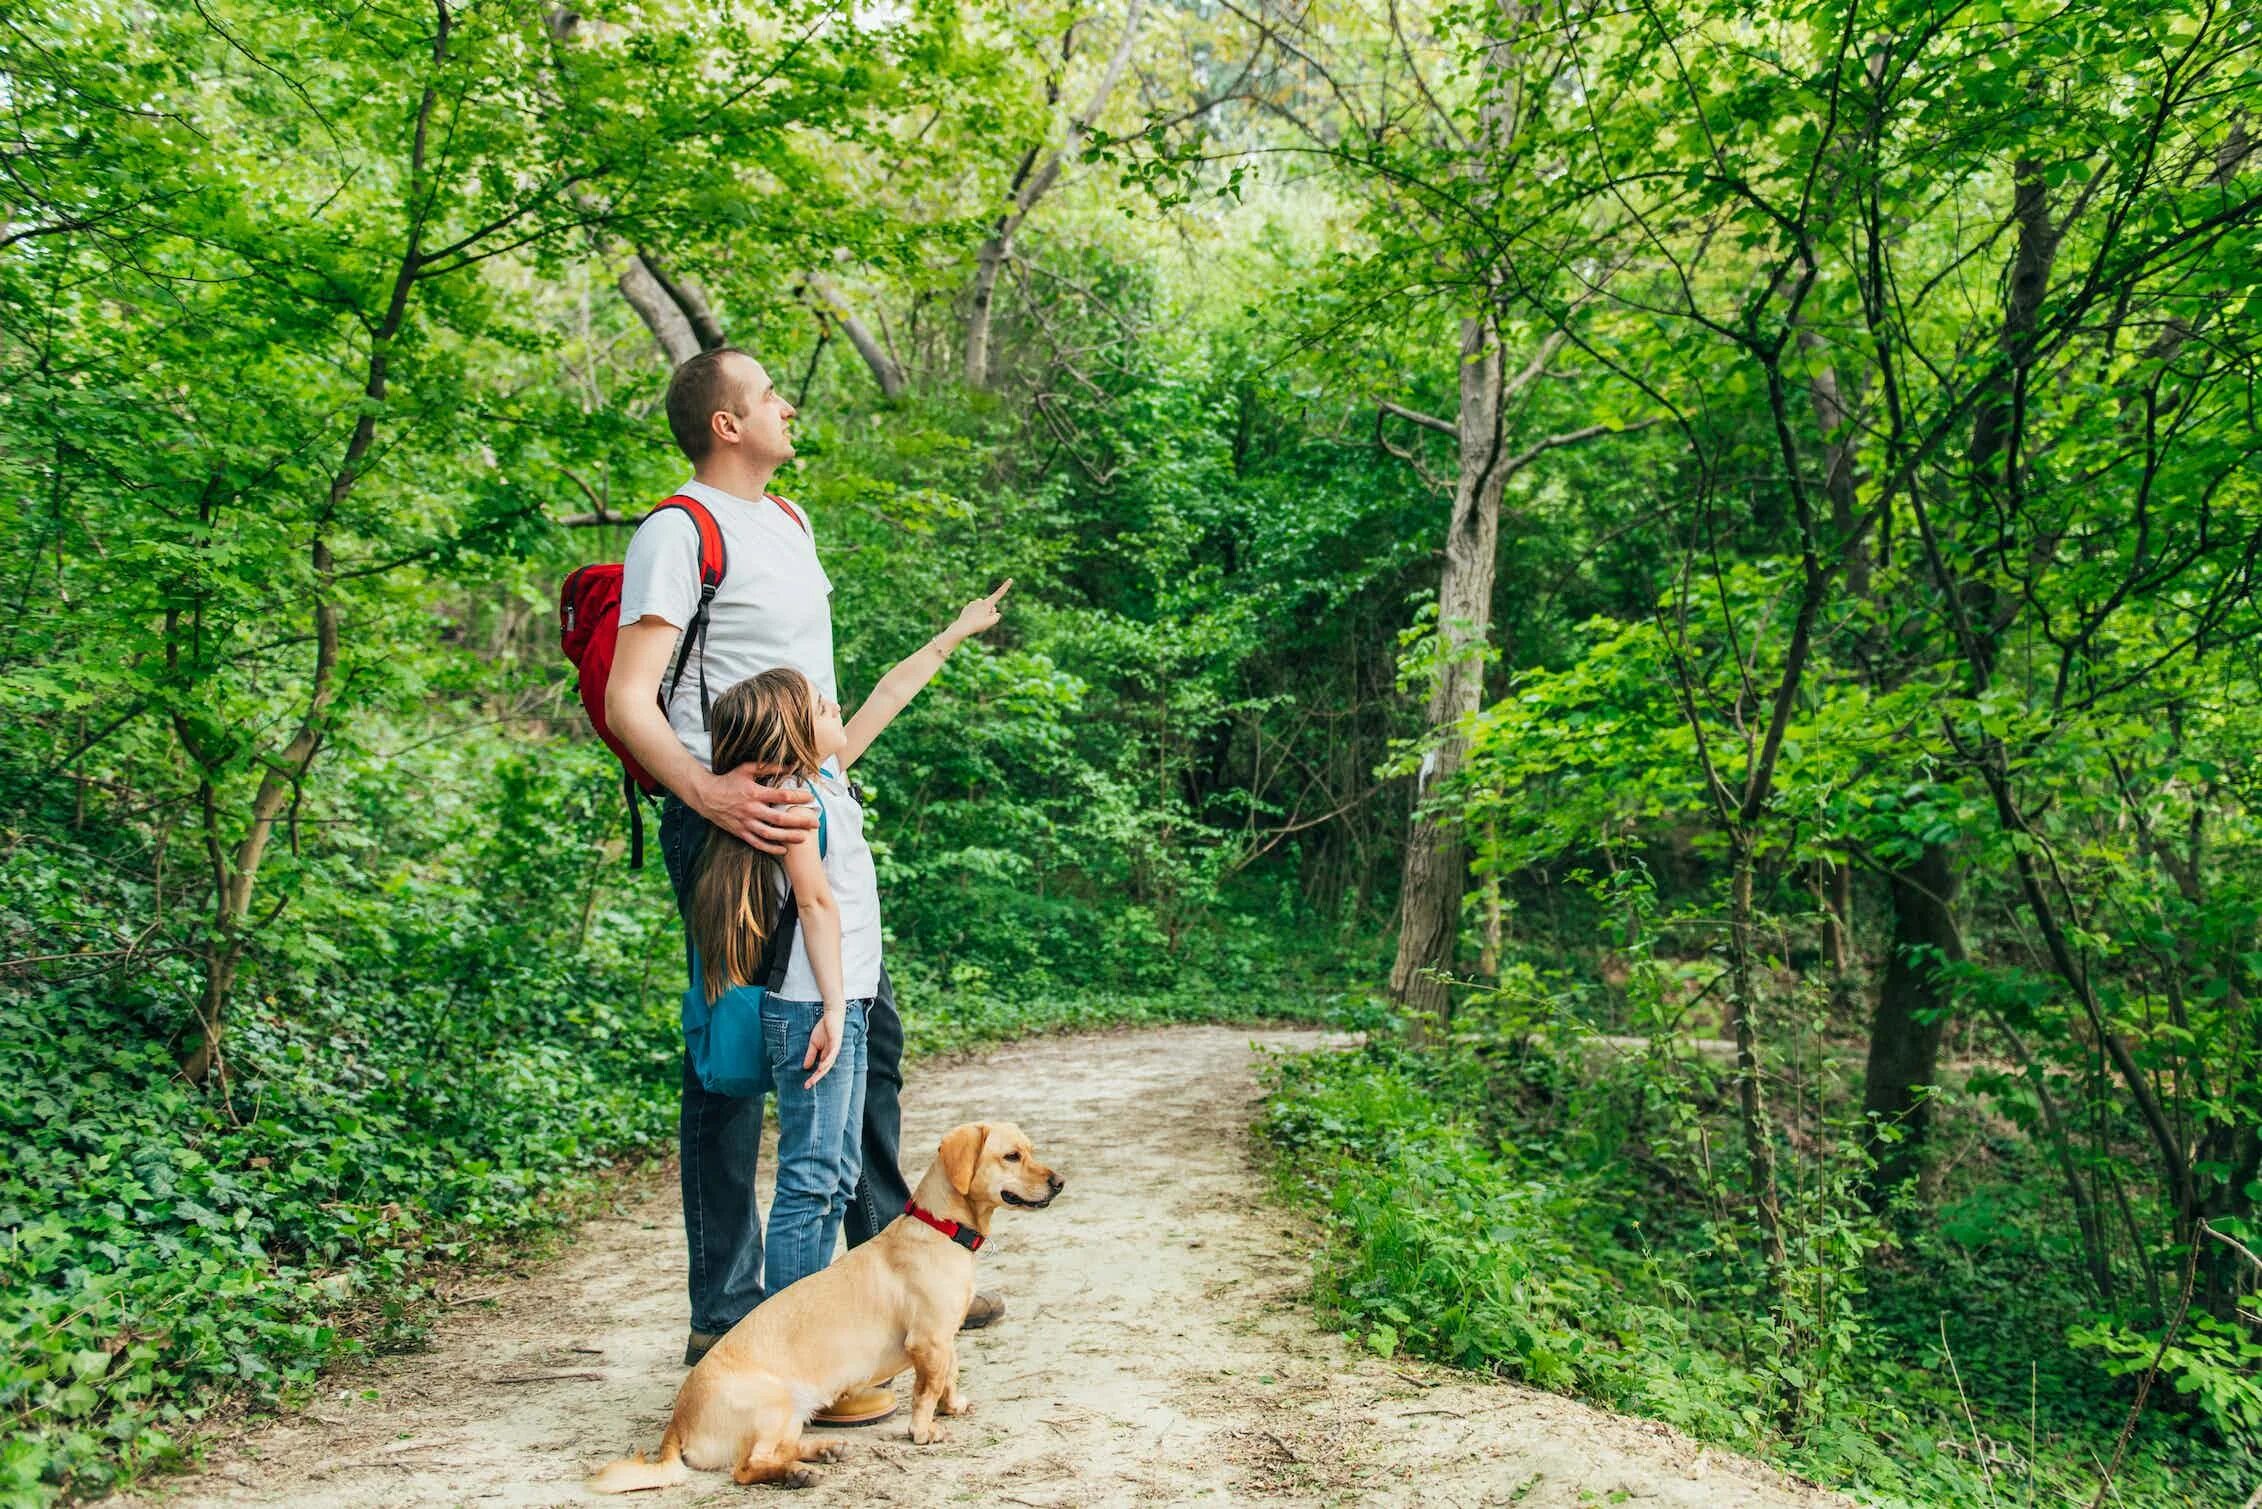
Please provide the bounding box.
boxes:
[938,1123,989,1196]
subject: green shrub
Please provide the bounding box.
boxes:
[1260,1034,2261,1509]
[0,714,1355,1505]
[0,909,683,1502]
[2071,1304,2262,1443]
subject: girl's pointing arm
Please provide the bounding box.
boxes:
[839,580,1011,770]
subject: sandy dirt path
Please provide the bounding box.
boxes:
[117,1027,1847,1508]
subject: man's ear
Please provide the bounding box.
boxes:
[938,1123,989,1197]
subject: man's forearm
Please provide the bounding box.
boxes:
[610,692,710,812]
[605,620,815,853]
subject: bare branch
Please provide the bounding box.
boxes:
[1380,401,1457,438]
[809,278,905,398]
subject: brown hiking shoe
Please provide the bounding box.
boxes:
[683,1330,724,1367]
[811,1383,898,1427]
[961,1291,1006,1331]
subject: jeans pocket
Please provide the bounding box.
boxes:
[762,997,824,1076]
[760,1004,793,1072]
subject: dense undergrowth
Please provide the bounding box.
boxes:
[1,934,1347,1507]
[1261,1012,2261,1508]
[0,722,1358,1508]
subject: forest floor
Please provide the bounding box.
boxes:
[112,1027,1848,1508]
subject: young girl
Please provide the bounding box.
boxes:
[685,580,1010,1299]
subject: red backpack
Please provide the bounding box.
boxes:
[558,492,807,867]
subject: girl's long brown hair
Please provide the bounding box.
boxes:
[687,667,825,1001]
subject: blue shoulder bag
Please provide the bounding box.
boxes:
[681,797,827,1098]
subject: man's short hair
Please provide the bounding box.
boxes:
[666,347,753,461]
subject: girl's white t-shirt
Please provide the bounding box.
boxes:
[776,769,882,1001]
[617,479,835,770]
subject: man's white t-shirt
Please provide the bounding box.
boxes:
[617,479,836,770]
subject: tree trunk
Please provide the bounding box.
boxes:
[964,225,1013,390]
[1477,817,1504,979]
[1388,314,1507,1026]
[620,254,701,364]
[180,936,243,1087]
[1727,831,1788,1269]
[1855,154,2057,1155]
[1995,1014,2115,1296]
[1964,155,2057,665]
[635,250,726,352]
[1818,858,1855,1017]
[1862,843,1964,1195]
[176,31,442,1082]
[179,483,346,1086]
[812,280,904,398]
[1795,323,1869,1023]
[963,0,1144,388]
[1800,333,1871,602]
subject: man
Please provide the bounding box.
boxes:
[605,347,1002,1426]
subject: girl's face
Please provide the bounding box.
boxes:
[812,688,847,760]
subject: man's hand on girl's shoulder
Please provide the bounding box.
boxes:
[698,765,820,854]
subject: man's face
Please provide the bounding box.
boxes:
[712,355,797,466]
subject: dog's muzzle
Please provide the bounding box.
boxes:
[1001,1174,1065,1208]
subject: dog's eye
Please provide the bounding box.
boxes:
[1003,1152,1022,1163]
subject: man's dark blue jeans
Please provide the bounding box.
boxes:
[659,797,911,1337]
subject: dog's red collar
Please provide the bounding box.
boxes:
[904,1199,983,1252]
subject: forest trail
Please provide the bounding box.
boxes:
[118,1028,1847,1508]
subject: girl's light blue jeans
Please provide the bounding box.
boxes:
[760,996,870,1297]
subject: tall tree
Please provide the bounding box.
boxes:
[1211,0,1619,1024]
[964,2,1147,389]
[0,0,921,1082]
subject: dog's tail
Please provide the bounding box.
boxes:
[588,1428,689,1494]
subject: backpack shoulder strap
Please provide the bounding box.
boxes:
[765,493,811,536]
[647,495,727,586]
[644,495,728,727]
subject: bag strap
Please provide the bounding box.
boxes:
[645,495,728,729]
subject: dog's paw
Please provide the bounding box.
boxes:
[800,1443,845,1464]
[780,1466,821,1490]
[940,1394,972,1417]
[910,1421,950,1446]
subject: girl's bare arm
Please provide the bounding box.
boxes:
[780,826,848,1086]
[840,580,1011,771]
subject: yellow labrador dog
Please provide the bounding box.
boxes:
[590,1121,1062,1491]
